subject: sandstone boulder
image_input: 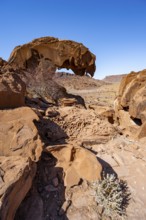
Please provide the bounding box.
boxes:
[0,72,26,108]
[0,156,36,220]
[45,144,102,187]
[0,107,43,161]
[115,69,146,139]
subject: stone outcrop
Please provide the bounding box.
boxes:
[0,107,43,161]
[0,156,36,220]
[8,37,96,77]
[45,144,102,187]
[48,106,116,143]
[0,72,26,108]
[115,69,146,139]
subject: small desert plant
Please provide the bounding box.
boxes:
[91,173,130,220]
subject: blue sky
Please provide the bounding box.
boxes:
[1,0,146,79]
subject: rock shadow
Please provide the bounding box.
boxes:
[67,93,86,109]
[97,156,118,177]
[15,151,69,220]
[34,117,68,146]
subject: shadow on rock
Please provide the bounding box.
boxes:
[97,156,118,177]
[34,118,68,146]
[15,152,69,220]
[67,93,86,109]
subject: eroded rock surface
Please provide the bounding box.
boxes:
[49,106,116,143]
[1,36,143,220]
[0,72,26,108]
[45,144,102,187]
[115,69,146,140]
[8,37,96,77]
[0,107,43,161]
[0,156,36,220]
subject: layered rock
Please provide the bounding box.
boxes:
[0,107,43,161]
[0,156,36,220]
[115,69,146,139]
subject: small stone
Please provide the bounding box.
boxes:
[38,186,43,193]
[81,180,88,190]
[52,177,59,187]
[97,205,104,215]
[45,184,58,192]
[58,200,71,216]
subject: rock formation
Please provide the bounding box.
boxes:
[1,36,139,219]
[115,69,146,140]
[0,107,43,161]
[0,37,101,219]
[46,106,116,143]
[0,156,36,220]
[3,37,95,104]
[45,144,102,187]
[0,72,26,109]
[8,37,96,77]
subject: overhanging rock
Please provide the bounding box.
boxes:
[8,37,96,77]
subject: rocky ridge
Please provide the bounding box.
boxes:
[103,74,127,83]
[53,72,106,90]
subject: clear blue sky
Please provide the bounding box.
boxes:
[1,0,146,79]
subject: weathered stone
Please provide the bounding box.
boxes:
[115,69,146,139]
[0,72,26,108]
[0,156,36,220]
[45,144,102,187]
[52,177,59,187]
[0,107,43,161]
[8,37,96,77]
[60,97,78,106]
[50,106,116,143]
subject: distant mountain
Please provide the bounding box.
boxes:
[54,72,107,90]
[103,74,127,83]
